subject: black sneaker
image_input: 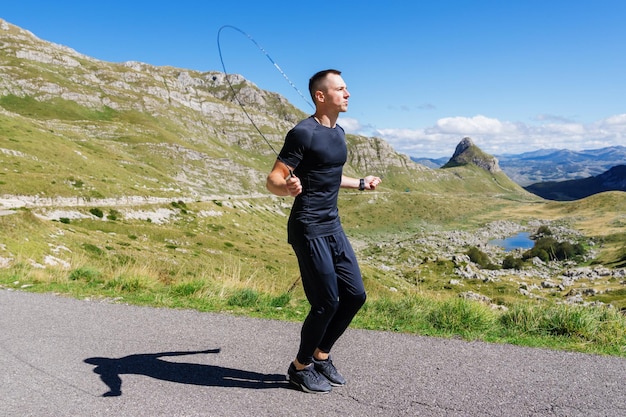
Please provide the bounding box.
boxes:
[312,356,346,386]
[287,362,332,394]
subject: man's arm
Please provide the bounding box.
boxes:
[266,160,302,197]
[340,175,382,191]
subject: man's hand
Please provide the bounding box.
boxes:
[285,174,302,197]
[267,160,301,197]
[364,175,381,190]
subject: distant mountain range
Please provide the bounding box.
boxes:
[524,164,626,201]
[412,145,626,186]
[412,145,626,200]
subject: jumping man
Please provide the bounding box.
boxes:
[266,69,381,393]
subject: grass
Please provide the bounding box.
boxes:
[2,191,626,357]
[0,95,118,121]
[4,268,624,356]
[355,294,626,356]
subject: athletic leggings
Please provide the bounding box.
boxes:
[291,231,367,365]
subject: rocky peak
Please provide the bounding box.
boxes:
[443,137,501,173]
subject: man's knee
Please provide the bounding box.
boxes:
[312,299,340,319]
[351,291,367,310]
[339,291,366,314]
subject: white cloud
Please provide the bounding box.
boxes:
[598,114,626,137]
[541,123,586,136]
[435,115,510,135]
[603,114,626,126]
[346,113,626,158]
[337,116,362,133]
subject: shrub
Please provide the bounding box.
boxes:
[467,246,490,267]
[82,243,104,256]
[270,293,291,308]
[500,303,623,344]
[68,266,102,283]
[467,246,499,270]
[533,248,550,262]
[427,297,495,336]
[89,207,104,218]
[502,255,525,270]
[170,281,205,297]
[108,209,120,221]
[171,200,188,214]
[499,303,540,334]
[523,237,586,262]
[104,275,147,292]
[534,225,552,237]
[227,288,259,307]
[540,305,596,338]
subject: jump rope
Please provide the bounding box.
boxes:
[216,25,315,179]
[217,25,314,291]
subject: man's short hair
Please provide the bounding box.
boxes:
[309,69,341,102]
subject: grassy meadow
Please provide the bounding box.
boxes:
[2,188,625,357]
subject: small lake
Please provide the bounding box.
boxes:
[488,232,534,252]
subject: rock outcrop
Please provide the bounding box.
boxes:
[443,137,501,173]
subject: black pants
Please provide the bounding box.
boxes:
[291,231,367,365]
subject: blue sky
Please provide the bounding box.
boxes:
[2,1,625,158]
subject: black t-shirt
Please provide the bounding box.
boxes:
[278,116,348,242]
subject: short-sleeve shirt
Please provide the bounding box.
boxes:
[278,116,348,243]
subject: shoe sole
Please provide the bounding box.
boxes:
[287,375,332,394]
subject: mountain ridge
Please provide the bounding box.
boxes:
[0,17,529,202]
[524,164,626,201]
[413,145,626,187]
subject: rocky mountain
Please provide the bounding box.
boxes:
[0,17,531,204]
[0,18,431,201]
[524,165,626,201]
[414,146,626,186]
[441,137,501,173]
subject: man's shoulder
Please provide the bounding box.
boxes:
[287,117,316,139]
[292,116,316,130]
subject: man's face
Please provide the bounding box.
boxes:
[320,73,350,113]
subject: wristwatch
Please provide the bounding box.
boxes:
[359,178,365,191]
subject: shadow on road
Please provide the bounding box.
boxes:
[84,348,288,397]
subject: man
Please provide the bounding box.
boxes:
[266,69,381,393]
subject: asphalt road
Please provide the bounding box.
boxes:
[2,289,626,417]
